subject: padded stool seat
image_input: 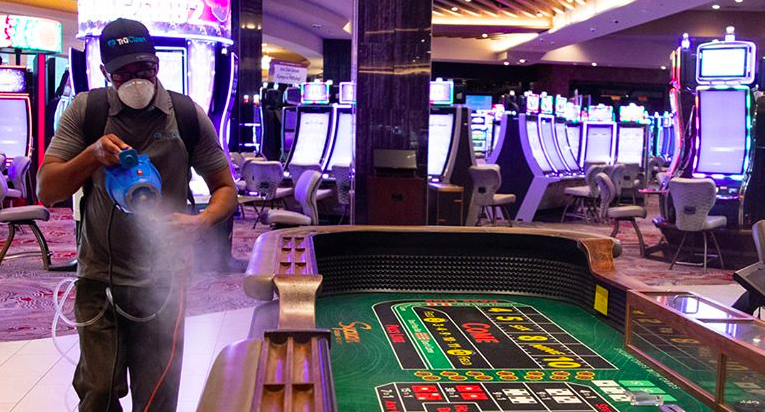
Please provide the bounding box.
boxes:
[493,194,516,205]
[236,180,247,192]
[703,215,727,230]
[265,210,312,226]
[316,188,332,201]
[607,205,647,219]
[0,206,50,222]
[564,186,594,197]
[276,187,295,198]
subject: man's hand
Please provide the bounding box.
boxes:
[166,212,212,242]
[91,134,131,166]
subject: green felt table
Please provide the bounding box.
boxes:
[316,292,713,412]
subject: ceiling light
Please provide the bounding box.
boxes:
[503,61,510,66]
[735,0,743,2]
[519,59,527,63]
[451,6,459,11]
[591,62,598,67]
[465,0,471,2]
[481,33,488,38]
[711,4,720,9]
[536,12,544,17]
[661,65,667,70]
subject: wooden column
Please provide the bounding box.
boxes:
[352,0,432,224]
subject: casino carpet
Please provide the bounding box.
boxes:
[0,200,733,342]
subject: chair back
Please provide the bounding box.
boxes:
[294,170,322,225]
[656,172,671,189]
[594,173,616,221]
[241,160,284,200]
[585,164,606,196]
[622,163,640,189]
[669,178,717,232]
[753,220,765,263]
[468,165,501,207]
[289,163,322,182]
[7,156,31,198]
[0,153,6,173]
[0,168,7,204]
[609,163,626,198]
[229,152,246,170]
[333,164,353,206]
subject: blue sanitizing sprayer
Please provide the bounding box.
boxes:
[105,149,162,213]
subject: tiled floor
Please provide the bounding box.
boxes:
[0,306,258,412]
[0,284,752,411]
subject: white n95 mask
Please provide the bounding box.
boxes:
[117,78,156,110]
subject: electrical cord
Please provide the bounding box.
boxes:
[105,205,118,412]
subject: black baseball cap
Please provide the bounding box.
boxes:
[99,18,158,73]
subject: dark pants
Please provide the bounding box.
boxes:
[74,278,185,412]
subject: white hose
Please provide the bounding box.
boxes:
[51,277,108,365]
[51,276,175,365]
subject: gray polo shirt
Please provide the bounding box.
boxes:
[46,81,229,287]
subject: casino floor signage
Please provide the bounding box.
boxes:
[374,300,616,371]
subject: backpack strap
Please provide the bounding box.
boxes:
[81,88,109,206]
[168,91,201,208]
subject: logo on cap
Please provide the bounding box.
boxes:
[106,36,148,48]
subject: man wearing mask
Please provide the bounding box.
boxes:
[37,18,237,411]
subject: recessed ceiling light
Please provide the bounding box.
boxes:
[712,4,720,9]
[465,0,472,2]
[481,33,488,38]
[536,12,544,17]
[503,61,510,66]
[451,6,459,11]
[591,62,598,67]
[661,65,667,70]
[735,0,743,3]
[519,59,527,63]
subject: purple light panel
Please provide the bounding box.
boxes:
[697,89,747,175]
[0,98,29,158]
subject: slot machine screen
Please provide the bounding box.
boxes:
[584,124,614,165]
[699,47,747,78]
[696,89,747,175]
[526,119,552,173]
[555,123,579,171]
[156,48,187,94]
[567,125,581,161]
[428,113,455,177]
[292,112,331,165]
[617,126,645,166]
[0,98,29,159]
[539,117,567,171]
[465,95,492,111]
[430,81,454,106]
[327,112,354,170]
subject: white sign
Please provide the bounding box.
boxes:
[271,62,307,85]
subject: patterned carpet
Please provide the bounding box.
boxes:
[0,197,734,342]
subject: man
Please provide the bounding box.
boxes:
[37,18,237,411]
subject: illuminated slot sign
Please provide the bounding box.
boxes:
[0,15,62,54]
[300,82,330,104]
[77,0,233,44]
[589,104,614,122]
[619,103,646,123]
[429,80,454,105]
[554,95,567,116]
[339,82,355,104]
[525,93,540,114]
[540,93,554,115]
[0,67,26,93]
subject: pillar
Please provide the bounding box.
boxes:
[322,39,351,82]
[352,0,432,224]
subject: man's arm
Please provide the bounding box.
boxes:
[198,166,238,227]
[37,134,130,207]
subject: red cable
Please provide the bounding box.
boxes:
[143,285,185,412]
